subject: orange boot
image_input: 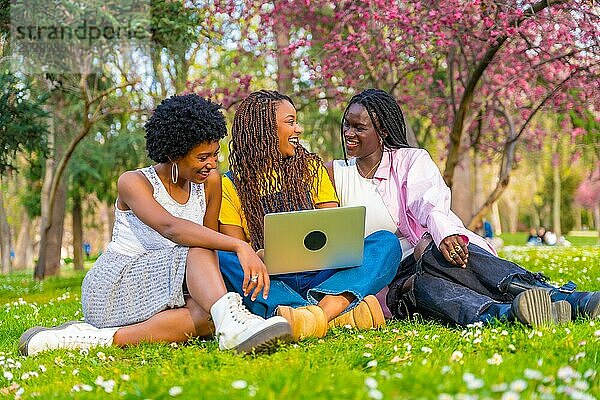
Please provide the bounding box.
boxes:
[329,295,386,329]
[276,305,328,341]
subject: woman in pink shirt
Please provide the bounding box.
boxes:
[327,88,599,326]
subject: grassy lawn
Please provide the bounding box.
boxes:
[1,247,598,399]
[499,233,599,247]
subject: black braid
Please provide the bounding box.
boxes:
[340,89,412,162]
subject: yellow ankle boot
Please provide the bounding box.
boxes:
[329,295,386,329]
[276,305,327,341]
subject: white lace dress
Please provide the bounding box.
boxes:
[81,166,206,328]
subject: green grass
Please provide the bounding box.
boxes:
[1,248,599,399]
[499,232,599,247]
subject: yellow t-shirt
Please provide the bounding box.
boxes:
[219,164,339,243]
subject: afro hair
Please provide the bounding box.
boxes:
[145,94,227,163]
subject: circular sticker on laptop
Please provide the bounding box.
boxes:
[304,230,327,251]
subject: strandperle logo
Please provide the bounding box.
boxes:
[13,20,150,46]
[10,0,151,74]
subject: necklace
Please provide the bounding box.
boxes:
[356,159,381,179]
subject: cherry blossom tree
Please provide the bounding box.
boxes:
[231,0,599,227]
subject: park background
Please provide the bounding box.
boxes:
[0,1,598,399]
[0,0,598,277]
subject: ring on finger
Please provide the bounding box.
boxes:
[449,250,458,258]
[454,245,462,253]
[250,274,259,283]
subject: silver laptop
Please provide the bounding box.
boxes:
[263,206,366,275]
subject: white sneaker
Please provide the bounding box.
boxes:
[19,321,118,356]
[210,293,291,353]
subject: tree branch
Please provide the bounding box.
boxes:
[468,104,518,229]
[88,81,138,107]
[347,25,380,83]
[513,65,588,143]
[443,0,567,187]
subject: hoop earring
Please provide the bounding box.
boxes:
[171,162,179,184]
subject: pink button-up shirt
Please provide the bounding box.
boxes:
[372,148,496,255]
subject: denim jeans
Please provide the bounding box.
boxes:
[388,242,529,326]
[218,230,402,317]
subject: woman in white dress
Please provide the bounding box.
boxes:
[19,94,291,356]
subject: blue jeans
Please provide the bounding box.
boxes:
[218,230,402,317]
[388,242,528,326]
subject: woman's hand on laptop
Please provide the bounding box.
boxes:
[236,242,270,301]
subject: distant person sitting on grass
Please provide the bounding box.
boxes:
[483,220,493,239]
[527,228,541,246]
[18,94,291,356]
[327,88,600,327]
[481,220,503,250]
[543,230,558,246]
[538,227,547,243]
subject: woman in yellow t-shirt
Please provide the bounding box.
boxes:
[218,90,402,340]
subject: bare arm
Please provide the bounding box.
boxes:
[202,170,221,232]
[219,223,270,300]
[315,201,338,209]
[118,171,242,251]
[119,171,270,299]
[317,161,338,209]
[325,160,335,187]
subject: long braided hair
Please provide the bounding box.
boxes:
[341,89,412,162]
[229,90,322,250]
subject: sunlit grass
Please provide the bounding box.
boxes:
[1,247,598,399]
[499,233,599,247]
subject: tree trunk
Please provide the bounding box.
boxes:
[36,173,68,277]
[542,204,551,230]
[473,150,484,210]
[34,106,71,279]
[72,190,84,270]
[274,19,292,94]
[34,78,94,279]
[531,207,540,230]
[573,206,582,231]
[491,202,502,235]
[451,148,474,225]
[442,0,561,187]
[33,71,131,279]
[34,111,55,279]
[174,57,188,94]
[0,176,12,274]
[470,148,485,231]
[593,204,600,237]
[13,213,33,270]
[468,107,517,230]
[507,195,519,233]
[552,152,562,237]
[149,46,167,101]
